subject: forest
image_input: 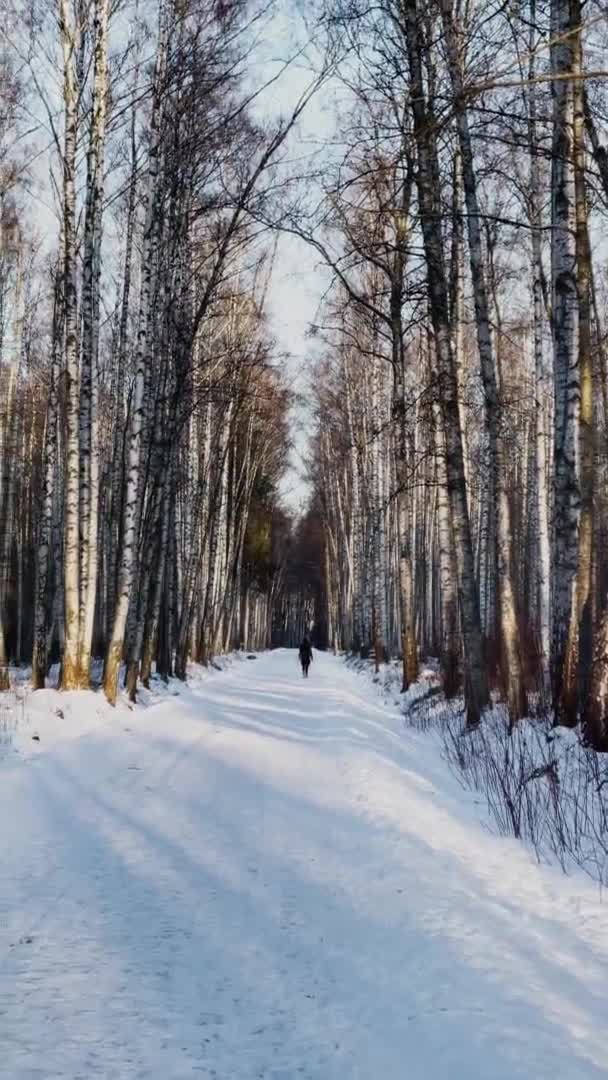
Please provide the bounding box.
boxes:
[1,0,608,751]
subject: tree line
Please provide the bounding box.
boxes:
[3,0,608,750]
[287,0,608,748]
[0,0,303,702]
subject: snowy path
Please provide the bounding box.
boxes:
[2,650,608,1079]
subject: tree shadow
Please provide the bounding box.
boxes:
[6,732,605,1080]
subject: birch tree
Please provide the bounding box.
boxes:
[103,0,168,704]
[550,0,580,723]
[58,0,82,690]
[78,0,110,685]
[440,0,527,721]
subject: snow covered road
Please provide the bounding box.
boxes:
[2,649,608,1079]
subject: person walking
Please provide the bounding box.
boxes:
[299,636,313,678]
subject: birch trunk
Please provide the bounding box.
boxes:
[59,0,81,689]
[431,385,459,696]
[393,367,417,688]
[33,272,63,688]
[403,0,489,724]
[78,0,110,684]
[199,401,232,664]
[125,475,163,700]
[108,69,139,629]
[103,5,167,704]
[550,0,580,723]
[528,3,551,695]
[567,5,595,728]
[0,306,17,688]
[441,0,527,722]
[449,149,470,507]
[0,617,7,689]
[140,454,173,687]
[389,164,418,684]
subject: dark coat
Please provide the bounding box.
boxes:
[299,639,312,663]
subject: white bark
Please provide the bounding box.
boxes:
[550,0,580,720]
[58,0,81,689]
[403,0,489,724]
[440,0,527,722]
[103,4,167,703]
[33,271,62,687]
[78,0,110,684]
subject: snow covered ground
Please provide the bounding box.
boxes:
[2,649,608,1079]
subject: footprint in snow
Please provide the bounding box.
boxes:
[12,935,34,947]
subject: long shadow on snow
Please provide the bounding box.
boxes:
[131,681,608,991]
[27,743,608,1080]
[124,673,608,977]
[123,711,608,1039]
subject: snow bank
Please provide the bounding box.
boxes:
[346,652,608,889]
[0,652,248,764]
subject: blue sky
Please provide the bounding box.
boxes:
[250,0,336,511]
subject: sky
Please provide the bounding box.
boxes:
[248,1,336,512]
[268,237,323,510]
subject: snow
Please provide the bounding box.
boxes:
[1,649,608,1079]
